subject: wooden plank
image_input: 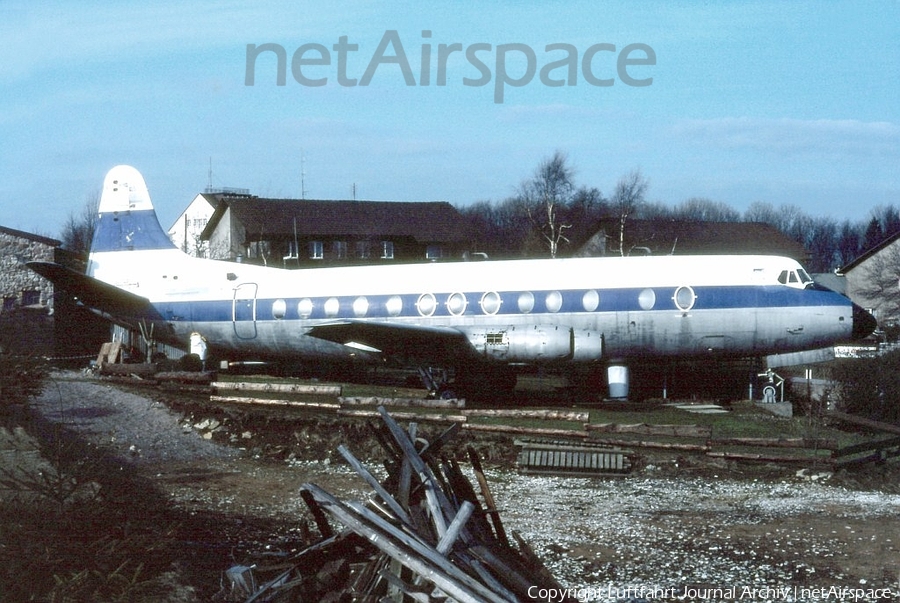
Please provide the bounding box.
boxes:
[707,451,833,464]
[828,411,900,436]
[339,409,466,423]
[832,435,900,458]
[210,395,340,410]
[302,484,511,603]
[588,436,709,452]
[462,409,588,422]
[340,396,464,409]
[586,423,712,438]
[709,437,838,450]
[214,381,342,396]
[463,423,588,439]
[466,446,509,548]
[377,407,452,538]
[337,444,412,526]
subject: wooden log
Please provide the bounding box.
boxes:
[586,423,712,438]
[587,436,709,452]
[462,409,588,422]
[210,395,340,410]
[827,411,900,436]
[99,361,158,376]
[156,371,214,384]
[707,451,833,464]
[214,381,342,396]
[831,435,900,458]
[462,423,589,439]
[338,409,466,423]
[709,437,838,450]
[339,396,464,409]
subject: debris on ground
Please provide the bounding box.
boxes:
[220,406,576,602]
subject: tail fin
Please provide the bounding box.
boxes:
[90,165,176,255]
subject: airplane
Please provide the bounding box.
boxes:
[29,165,876,400]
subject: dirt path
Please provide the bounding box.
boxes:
[15,372,900,601]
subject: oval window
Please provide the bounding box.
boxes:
[272,299,286,319]
[638,288,656,310]
[518,292,535,314]
[324,297,340,317]
[673,286,696,312]
[546,290,563,313]
[417,293,437,317]
[386,295,403,317]
[353,296,369,317]
[298,298,314,318]
[480,291,502,315]
[446,292,467,316]
[582,289,600,312]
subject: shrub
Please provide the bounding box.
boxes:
[830,349,900,425]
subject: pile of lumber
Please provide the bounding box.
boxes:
[224,406,576,602]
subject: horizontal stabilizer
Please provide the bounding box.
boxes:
[27,261,162,326]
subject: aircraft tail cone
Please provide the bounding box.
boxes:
[851,303,877,341]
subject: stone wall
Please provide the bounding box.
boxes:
[0,228,58,354]
[0,229,56,313]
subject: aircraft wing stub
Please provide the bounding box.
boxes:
[307,320,474,364]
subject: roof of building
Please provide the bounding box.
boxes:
[577,219,809,260]
[201,197,469,243]
[837,229,900,274]
[0,225,60,247]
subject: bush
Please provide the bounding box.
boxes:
[0,353,45,411]
[830,349,900,425]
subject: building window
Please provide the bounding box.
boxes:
[309,241,324,260]
[426,245,445,260]
[3,297,15,312]
[381,241,394,260]
[356,241,371,259]
[333,241,348,260]
[21,290,40,306]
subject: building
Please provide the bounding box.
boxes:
[0,226,106,357]
[200,196,471,267]
[838,231,900,329]
[575,219,810,261]
[167,188,250,257]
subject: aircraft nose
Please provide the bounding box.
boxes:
[851,303,876,340]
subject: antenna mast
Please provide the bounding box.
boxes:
[300,150,307,199]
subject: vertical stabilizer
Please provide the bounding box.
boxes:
[90,165,176,255]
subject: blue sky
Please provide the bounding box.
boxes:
[1,1,898,238]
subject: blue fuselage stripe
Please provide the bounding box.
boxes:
[154,285,849,323]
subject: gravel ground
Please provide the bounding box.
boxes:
[22,372,900,601]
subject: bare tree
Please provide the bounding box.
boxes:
[610,169,648,256]
[59,191,100,260]
[674,197,740,222]
[518,151,576,258]
[854,243,900,326]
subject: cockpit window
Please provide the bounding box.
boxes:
[778,268,814,289]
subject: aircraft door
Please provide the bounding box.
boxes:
[233,283,258,339]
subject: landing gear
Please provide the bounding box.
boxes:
[417,364,517,402]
